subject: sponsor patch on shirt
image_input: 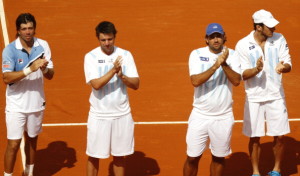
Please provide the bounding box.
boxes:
[108,58,114,63]
[199,57,209,61]
[2,60,10,68]
[18,59,23,64]
[98,60,105,63]
[249,45,255,50]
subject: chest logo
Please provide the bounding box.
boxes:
[200,57,209,61]
[108,58,114,63]
[249,45,255,50]
[18,59,23,64]
[98,60,105,63]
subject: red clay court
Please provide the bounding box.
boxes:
[0,0,300,175]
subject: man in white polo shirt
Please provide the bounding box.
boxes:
[183,23,241,176]
[2,13,54,176]
[235,9,292,176]
[84,21,139,176]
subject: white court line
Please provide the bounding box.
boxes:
[42,118,300,127]
[0,0,9,46]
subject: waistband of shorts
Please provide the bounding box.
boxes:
[191,108,233,120]
[88,111,131,120]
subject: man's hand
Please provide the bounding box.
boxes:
[113,56,123,74]
[215,47,229,69]
[30,57,49,72]
[256,56,263,72]
[275,61,285,74]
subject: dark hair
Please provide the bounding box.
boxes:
[95,21,117,39]
[253,23,264,30]
[16,13,36,31]
[15,13,36,37]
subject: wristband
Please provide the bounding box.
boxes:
[23,67,33,76]
[42,67,49,74]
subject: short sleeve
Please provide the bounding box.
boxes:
[189,50,201,76]
[122,51,139,78]
[235,41,252,75]
[278,35,292,67]
[2,46,15,73]
[84,52,99,84]
[38,39,54,68]
[227,50,241,74]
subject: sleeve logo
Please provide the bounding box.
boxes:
[2,60,11,68]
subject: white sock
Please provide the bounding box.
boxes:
[4,172,12,176]
[25,164,34,175]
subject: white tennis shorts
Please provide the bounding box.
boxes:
[86,113,134,159]
[6,111,44,139]
[243,98,290,137]
[186,110,234,158]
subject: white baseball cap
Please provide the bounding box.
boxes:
[252,9,279,28]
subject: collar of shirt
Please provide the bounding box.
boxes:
[15,37,40,50]
[248,30,257,45]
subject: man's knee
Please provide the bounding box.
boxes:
[186,156,201,165]
[249,137,261,145]
[113,156,126,167]
[212,155,225,164]
[7,139,22,152]
[273,135,285,146]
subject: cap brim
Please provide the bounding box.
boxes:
[264,18,279,28]
[206,31,224,36]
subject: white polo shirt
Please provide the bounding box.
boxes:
[189,46,240,118]
[84,46,139,119]
[2,37,53,113]
[235,31,292,102]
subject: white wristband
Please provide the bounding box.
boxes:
[42,67,49,74]
[23,67,32,76]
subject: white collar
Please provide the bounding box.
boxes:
[248,31,257,45]
[15,37,39,50]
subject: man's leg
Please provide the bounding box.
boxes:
[272,136,284,173]
[183,155,201,176]
[113,156,126,176]
[24,132,38,176]
[249,137,261,175]
[4,139,22,174]
[87,156,99,176]
[210,155,225,176]
[24,132,38,165]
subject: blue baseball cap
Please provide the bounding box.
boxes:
[206,23,224,36]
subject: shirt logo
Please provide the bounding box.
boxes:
[249,45,255,50]
[108,58,114,63]
[98,60,105,63]
[200,57,209,61]
[270,41,274,46]
[285,44,289,50]
[18,59,23,64]
[2,61,10,68]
